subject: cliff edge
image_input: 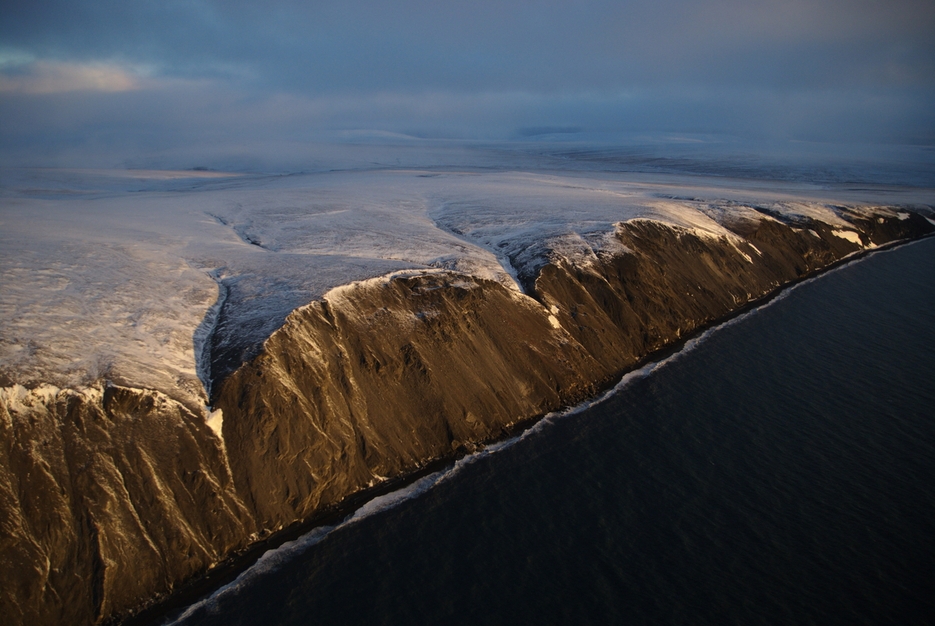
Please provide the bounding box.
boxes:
[1,203,932,625]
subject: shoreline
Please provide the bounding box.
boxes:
[117,230,934,626]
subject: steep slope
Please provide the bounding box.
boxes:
[212,205,933,542]
[1,203,931,625]
[0,385,254,625]
[214,271,600,528]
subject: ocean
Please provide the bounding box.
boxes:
[167,236,935,626]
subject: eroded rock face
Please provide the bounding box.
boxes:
[531,217,846,375]
[1,207,932,625]
[214,207,934,539]
[213,207,932,534]
[215,272,601,528]
[0,385,254,626]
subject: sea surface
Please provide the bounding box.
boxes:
[168,236,935,626]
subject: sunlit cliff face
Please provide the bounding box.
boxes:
[2,161,931,625]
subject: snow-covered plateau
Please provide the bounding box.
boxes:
[1,152,934,626]
[3,163,932,408]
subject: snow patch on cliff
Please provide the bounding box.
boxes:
[832,230,863,245]
[206,408,224,439]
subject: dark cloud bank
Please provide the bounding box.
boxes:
[2,0,934,173]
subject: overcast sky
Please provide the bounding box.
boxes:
[2,0,934,168]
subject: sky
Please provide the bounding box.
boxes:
[2,0,934,169]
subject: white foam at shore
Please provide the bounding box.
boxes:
[164,470,445,624]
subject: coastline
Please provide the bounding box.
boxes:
[4,193,933,626]
[119,229,934,626]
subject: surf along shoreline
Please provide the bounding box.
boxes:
[118,231,933,626]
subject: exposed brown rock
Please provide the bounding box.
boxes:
[0,385,254,626]
[216,272,601,528]
[1,207,931,625]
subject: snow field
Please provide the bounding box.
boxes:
[1,165,924,410]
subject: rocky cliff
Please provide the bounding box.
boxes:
[1,205,932,625]
[0,385,254,625]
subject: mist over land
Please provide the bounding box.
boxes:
[3,0,935,170]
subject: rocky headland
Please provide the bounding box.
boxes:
[2,189,933,625]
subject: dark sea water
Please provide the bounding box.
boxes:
[170,237,935,626]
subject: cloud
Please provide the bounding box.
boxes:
[1,0,933,166]
[0,58,144,94]
[4,0,934,93]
